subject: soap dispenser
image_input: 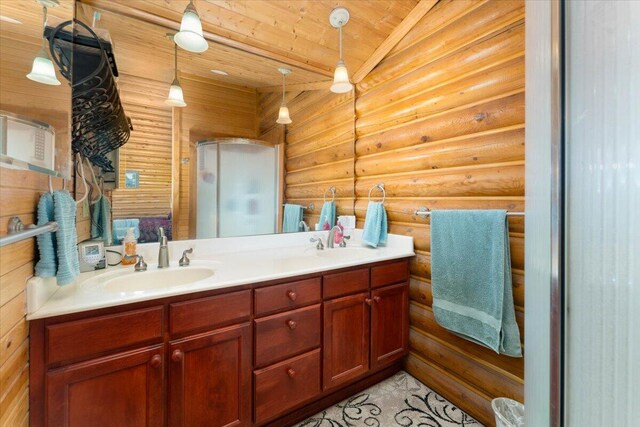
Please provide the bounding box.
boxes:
[121,228,137,266]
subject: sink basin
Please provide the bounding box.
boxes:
[79,262,219,296]
[313,247,375,260]
[102,267,215,294]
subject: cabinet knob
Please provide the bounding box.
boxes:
[287,290,297,301]
[373,296,382,303]
[364,298,372,306]
[150,354,162,368]
[287,368,296,378]
[287,319,297,330]
[172,349,183,362]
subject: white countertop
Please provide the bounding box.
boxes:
[27,230,414,320]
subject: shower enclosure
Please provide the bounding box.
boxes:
[196,139,279,238]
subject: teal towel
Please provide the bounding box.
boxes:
[430,210,522,357]
[112,219,140,243]
[319,201,336,229]
[362,202,387,248]
[91,195,112,246]
[35,192,57,277]
[53,190,80,286]
[282,204,303,233]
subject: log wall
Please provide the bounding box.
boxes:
[111,74,173,219]
[259,89,356,228]
[354,1,525,424]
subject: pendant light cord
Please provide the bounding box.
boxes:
[282,72,286,105]
[338,24,343,61]
[174,43,178,80]
[41,6,48,50]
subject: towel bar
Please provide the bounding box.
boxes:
[414,207,525,217]
[282,203,315,211]
[0,217,59,247]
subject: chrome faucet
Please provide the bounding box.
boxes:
[326,226,342,248]
[298,220,310,232]
[123,254,147,272]
[157,227,169,268]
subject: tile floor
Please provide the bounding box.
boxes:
[296,371,483,427]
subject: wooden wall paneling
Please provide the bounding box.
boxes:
[0,164,81,426]
[354,1,525,423]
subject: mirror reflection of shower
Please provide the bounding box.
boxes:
[196,139,279,238]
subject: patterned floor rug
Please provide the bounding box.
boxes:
[295,371,484,427]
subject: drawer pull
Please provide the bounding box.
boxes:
[287,290,297,301]
[172,349,183,362]
[287,368,297,378]
[287,319,297,330]
[373,296,382,303]
[150,354,162,368]
[365,298,372,306]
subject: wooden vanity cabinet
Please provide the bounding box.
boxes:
[168,323,252,427]
[30,258,410,427]
[45,345,165,427]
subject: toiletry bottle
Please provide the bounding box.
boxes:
[335,221,344,245]
[121,228,137,266]
[322,216,330,230]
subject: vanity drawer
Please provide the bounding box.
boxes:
[254,304,321,368]
[170,290,251,337]
[371,260,409,288]
[323,268,370,299]
[254,277,321,316]
[254,349,321,424]
[46,306,164,365]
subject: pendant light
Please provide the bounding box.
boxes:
[174,0,208,53]
[276,68,292,125]
[165,40,187,107]
[329,7,353,94]
[26,0,61,86]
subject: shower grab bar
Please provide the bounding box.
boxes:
[0,217,59,247]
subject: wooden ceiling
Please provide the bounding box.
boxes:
[76,0,422,88]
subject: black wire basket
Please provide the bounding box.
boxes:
[48,19,131,173]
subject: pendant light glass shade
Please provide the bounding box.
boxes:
[330,59,352,93]
[277,105,292,124]
[26,4,61,86]
[329,9,353,94]
[165,78,187,107]
[174,1,208,53]
[276,68,292,125]
[166,43,186,107]
[27,47,61,86]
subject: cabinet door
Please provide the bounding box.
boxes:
[323,292,370,390]
[371,283,409,369]
[168,323,251,427]
[46,346,164,427]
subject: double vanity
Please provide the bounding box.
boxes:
[27,230,414,426]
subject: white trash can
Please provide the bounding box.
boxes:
[491,397,524,427]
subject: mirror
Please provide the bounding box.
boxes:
[0,0,74,178]
[73,2,356,244]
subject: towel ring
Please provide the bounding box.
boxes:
[323,186,336,203]
[368,183,386,203]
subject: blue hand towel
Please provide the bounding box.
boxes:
[430,210,522,357]
[53,190,80,286]
[35,192,57,277]
[362,202,388,248]
[319,201,336,229]
[91,195,112,246]
[282,204,303,233]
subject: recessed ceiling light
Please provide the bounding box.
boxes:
[0,15,22,24]
[211,69,229,76]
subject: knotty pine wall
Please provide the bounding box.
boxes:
[354,0,525,424]
[258,89,356,228]
[111,74,173,219]
[0,169,89,426]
